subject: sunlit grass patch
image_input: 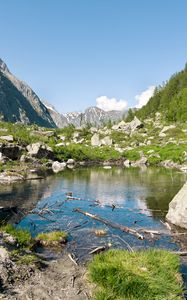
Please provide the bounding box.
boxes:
[36,231,68,247]
[0,224,32,247]
[88,249,184,300]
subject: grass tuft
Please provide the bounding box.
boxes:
[0,224,32,247]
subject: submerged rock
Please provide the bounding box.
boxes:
[166,181,187,229]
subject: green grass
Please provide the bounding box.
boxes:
[88,249,183,300]
[53,144,121,161]
[0,224,32,247]
[123,150,141,161]
[36,231,68,242]
[10,250,38,265]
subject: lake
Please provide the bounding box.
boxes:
[1,166,186,261]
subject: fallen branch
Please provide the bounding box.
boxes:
[172,251,187,256]
[73,208,144,240]
[89,246,107,255]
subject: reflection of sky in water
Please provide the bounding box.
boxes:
[16,167,187,259]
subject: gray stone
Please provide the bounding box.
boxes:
[56,142,66,147]
[91,133,101,146]
[129,117,143,131]
[0,135,14,142]
[26,142,53,159]
[159,132,166,138]
[3,233,17,245]
[52,161,66,173]
[166,182,187,229]
[0,172,24,183]
[101,136,113,146]
[67,159,75,165]
[160,125,176,134]
[123,159,131,167]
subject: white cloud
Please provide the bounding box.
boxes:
[96,96,128,111]
[135,86,155,109]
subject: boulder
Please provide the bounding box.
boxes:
[129,117,143,132]
[124,159,131,167]
[101,136,112,146]
[90,127,98,133]
[160,125,176,134]
[52,161,66,173]
[67,159,75,165]
[91,134,101,146]
[0,172,24,183]
[0,135,14,142]
[26,142,54,159]
[73,132,80,139]
[166,182,187,229]
[0,143,23,160]
[55,142,65,147]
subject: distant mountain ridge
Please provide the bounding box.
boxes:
[44,103,125,128]
[0,58,56,127]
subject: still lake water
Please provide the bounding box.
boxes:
[0,166,186,260]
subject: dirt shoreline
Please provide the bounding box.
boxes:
[0,251,91,300]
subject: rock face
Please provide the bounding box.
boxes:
[0,58,56,127]
[166,182,187,229]
[26,142,53,159]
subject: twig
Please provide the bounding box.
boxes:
[68,253,78,265]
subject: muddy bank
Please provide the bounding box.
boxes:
[1,251,90,300]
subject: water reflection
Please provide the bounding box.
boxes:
[0,167,186,258]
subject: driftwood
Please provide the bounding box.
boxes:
[68,253,78,265]
[172,251,187,256]
[89,246,107,254]
[73,208,144,240]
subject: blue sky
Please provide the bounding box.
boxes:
[1,0,187,113]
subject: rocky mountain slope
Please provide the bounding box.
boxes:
[0,59,56,128]
[45,103,125,128]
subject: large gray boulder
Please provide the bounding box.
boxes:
[26,142,53,159]
[0,135,14,142]
[52,161,66,173]
[166,182,187,229]
[129,116,143,131]
[101,136,112,146]
[91,134,101,146]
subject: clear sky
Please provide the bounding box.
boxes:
[0,0,187,113]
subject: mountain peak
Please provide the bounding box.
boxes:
[0,58,10,73]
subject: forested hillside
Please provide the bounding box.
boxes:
[129,64,187,123]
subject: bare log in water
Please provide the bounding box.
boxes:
[73,208,144,240]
